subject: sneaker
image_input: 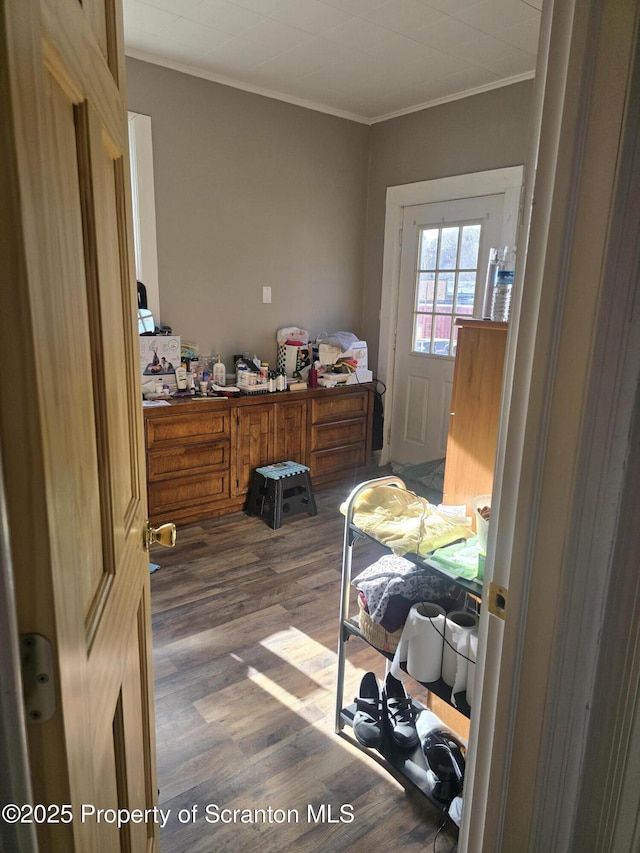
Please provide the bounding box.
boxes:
[353,672,384,748]
[383,672,419,749]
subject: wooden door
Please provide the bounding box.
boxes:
[234,405,274,495]
[274,399,307,463]
[1,1,159,850]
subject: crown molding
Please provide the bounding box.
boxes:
[125,49,371,124]
[125,48,535,127]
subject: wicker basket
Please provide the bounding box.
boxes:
[357,599,403,653]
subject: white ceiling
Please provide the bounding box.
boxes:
[123,0,542,123]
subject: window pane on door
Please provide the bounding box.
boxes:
[417,272,435,311]
[439,227,459,269]
[456,271,476,315]
[460,224,481,268]
[433,315,452,355]
[413,313,433,353]
[436,271,455,311]
[411,220,482,357]
[419,229,439,269]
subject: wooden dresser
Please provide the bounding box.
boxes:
[143,384,374,526]
[442,319,508,516]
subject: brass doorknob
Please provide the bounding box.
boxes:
[144,521,177,549]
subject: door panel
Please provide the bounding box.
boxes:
[235,406,273,495]
[275,399,307,462]
[404,374,429,445]
[1,1,158,850]
[42,70,108,626]
[390,195,504,466]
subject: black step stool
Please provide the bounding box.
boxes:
[246,461,317,529]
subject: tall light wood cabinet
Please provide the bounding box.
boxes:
[442,319,508,516]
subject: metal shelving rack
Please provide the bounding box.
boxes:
[334,475,481,802]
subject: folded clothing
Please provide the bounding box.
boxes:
[316,331,358,351]
[358,590,415,633]
[353,553,457,626]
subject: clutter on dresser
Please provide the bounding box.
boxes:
[276,326,311,377]
[139,323,377,403]
[140,335,181,397]
[316,330,372,385]
[274,327,373,387]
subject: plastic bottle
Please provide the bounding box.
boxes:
[491,270,514,322]
[236,363,248,387]
[490,247,516,323]
[213,354,226,387]
[482,248,501,320]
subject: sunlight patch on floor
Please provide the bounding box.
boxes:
[225,627,403,785]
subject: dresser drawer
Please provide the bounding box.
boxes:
[310,419,367,452]
[147,441,229,481]
[310,391,368,424]
[310,444,366,478]
[148,470,231,516]
[146,409,230,449]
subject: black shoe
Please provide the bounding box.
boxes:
[383,672,419,749]
[353,672,384,748]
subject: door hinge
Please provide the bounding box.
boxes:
[488,582,508,620]
[399,227,403,248]
[21,634,56,723]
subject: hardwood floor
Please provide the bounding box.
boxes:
[150,481,459,853]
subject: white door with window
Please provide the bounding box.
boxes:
[390,194,505,465]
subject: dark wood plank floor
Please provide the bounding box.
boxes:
[150,481,458,853]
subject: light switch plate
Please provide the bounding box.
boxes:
[262,286,272,304]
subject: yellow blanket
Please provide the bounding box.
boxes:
[344,485,472,556]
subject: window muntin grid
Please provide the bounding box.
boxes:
[412,222,481,356]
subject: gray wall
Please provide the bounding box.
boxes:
[362,80,534,366]
[126,57,370,370]
[126,57,534,372]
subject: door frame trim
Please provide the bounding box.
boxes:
[377,166,525,465]
[0,450,37,853]
[128,111,160,325]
